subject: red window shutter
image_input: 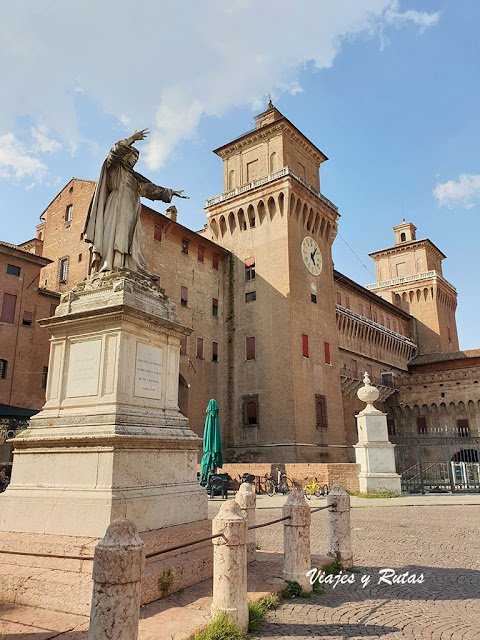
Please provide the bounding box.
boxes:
[247,401,257,424]
[373,311,377,322]
[359,304,363,316]
[198,246,205,262]
[365,308,370,320]
[447,327,451,341]
[154,224,162,241]
[213,253,219,269]
[345,297,350,310]
[324,342,330,365]
[379,315,384,326]
[351,359,357,373]
[386,318,391,329]
[246,337,255,360]
[302,334,309,358]
[23,311,33,325]
[336,292,341,305]
[393,320,397,332]
[181,286,188,306]
[196,337,203,359]
[245,257,255,267]
[1,293,17,323]
[180,337,187,355]
[212,341,218,361]
[49,303,57,317]
[316,402,323,427]
[213,298,218,309]
[366,364,372,377]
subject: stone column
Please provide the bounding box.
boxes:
[327,483,353,568]
[354,373,402,494]
[235,482,256,562]
[211,501,248,632]
[89,519,145,640]
[282,489,311,592]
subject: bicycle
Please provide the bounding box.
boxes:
[302,475,328,500]
[261,469,294,496]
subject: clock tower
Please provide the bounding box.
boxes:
[202,103,346,463]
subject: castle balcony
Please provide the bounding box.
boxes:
[340,369,397,402]
[205,166,338,214]
[366,270,457,294]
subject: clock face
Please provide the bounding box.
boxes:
[301,236,322,276]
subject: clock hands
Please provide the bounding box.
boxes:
[310,248,317,264]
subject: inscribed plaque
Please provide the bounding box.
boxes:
[134,342,163,399]
[66,340,102,397]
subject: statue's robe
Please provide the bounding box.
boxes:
[83,139,173,274]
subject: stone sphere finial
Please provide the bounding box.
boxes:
[357,371,380,414]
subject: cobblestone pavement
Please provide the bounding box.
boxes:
[251,505,480,640]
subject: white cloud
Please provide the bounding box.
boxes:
[433,174,480,210]
[31,127,61,153]
[0,133,47,182]
[0,0,440,172]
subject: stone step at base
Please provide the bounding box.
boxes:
[0,519,214,616]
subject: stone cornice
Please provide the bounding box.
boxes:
[369,238,446,261]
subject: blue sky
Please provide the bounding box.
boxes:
[0,0,478,348]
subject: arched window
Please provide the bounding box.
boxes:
[400,232,406,242]
[228,170,235,190]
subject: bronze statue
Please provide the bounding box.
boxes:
[83,129,188,276]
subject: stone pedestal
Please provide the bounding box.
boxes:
[0,269,207,537]
[354,374,402,495]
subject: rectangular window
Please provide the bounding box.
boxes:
[196,337,203,359]
[345,296,350,310]
[1,293,17,324]
[180,337,187,356]
[243,395,259,426]
[366,363,372,377]
[457,419,469,437]
[181,238,189,255]
[447,327,451,343]
[0,359,7,379]
[324,342,330,365]
[49,303,57,317]
[213,252,219,270]
[154,224,162,242]
[365,308,371,320]
[198,245,205,262]
[212,341,218,362]
[59,257,68,283]
[78,253,83,262]
[311,293,317,304]
[246,337,255,361]
[245,258,255,281]
[245,291,256,303]
[65,204,73,222]
[373,311,377,323]
[41,366,48,389]
[302,334,309,358]
[393,320,397,332]
[212,298,218,317]
[181,286,188,307]
[22,311,33,326]
[379,314,384,326]
[315,394,328,428]
[386,318,391,329]
[351,359,357,374]
[6,264,20,276]
[358,304,363,316]
[381,372,394,388]
[417,416,427,435]
[336,292,341,305]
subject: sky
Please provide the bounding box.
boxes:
[0,0,478,348]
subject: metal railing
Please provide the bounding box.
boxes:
[366,270,457,293]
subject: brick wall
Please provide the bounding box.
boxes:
[202,461,360,493]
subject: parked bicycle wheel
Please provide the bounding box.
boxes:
[314,487,323,497]
[265,479,276,496]
[322,484,329,495]
[279,480,290,494]
[303,487,311,500]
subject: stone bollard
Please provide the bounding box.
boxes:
[89,519,145,640]
[235,482,256,562]
[282,489,312,592]
[327,483,353,568]
[211,501,249,632]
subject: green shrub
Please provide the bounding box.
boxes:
[282,580,311,600]
[193,612,245,640]
[247,595,280,632]
[322,559,343,576]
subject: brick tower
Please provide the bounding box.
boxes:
[368,222,458,354]
[203,102,346,462]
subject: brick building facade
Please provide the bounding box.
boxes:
[1,103,478,469]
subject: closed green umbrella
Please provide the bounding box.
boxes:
[200,399,223,484]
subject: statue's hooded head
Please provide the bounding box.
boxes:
[126,147,140,168]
